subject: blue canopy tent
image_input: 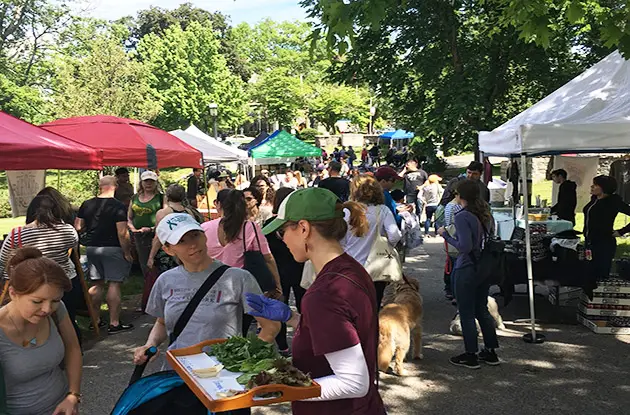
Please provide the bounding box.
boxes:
[379,129,414,139]
[239,130,270,150]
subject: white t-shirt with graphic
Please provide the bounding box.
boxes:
[146,260,262,351]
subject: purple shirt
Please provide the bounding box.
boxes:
[443,210,482,269]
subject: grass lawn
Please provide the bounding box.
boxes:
[0,216,25,238]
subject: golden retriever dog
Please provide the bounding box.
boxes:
[378,277,423,376]
[449,296,505,336]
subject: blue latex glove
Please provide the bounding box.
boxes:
[245,293,292,322]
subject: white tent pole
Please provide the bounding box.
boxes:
[521,154,545,344]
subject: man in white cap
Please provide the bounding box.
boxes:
[133,213,280,363]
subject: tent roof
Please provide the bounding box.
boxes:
[479,51,630,156]
[41,115,202,168]
[380,129,414,139]
[240,131,270,150]
[0,111,102,170]
[179,125,248,162]
[250,130,322,159]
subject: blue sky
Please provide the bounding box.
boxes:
[85,0,309,24]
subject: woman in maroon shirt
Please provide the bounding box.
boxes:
[247,187,386,415]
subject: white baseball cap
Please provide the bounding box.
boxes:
[141,170,158,181]
[156,213,203,245]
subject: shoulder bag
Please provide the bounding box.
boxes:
[364,207,403,283]
[469,215,505,285]
[300,260,317,289]
[242,222,276,292]
[0,227,22,304]
[169,265,230,346]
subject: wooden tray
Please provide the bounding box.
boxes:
[166,339,321,412]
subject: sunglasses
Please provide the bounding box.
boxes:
[276,223,297,239]
[245,196,255,202]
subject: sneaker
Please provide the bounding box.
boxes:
[449,353,481,369]
[89,320,107,330]
[478,348,500,366]
[108,323,134,334]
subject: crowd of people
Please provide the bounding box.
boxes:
[3,145,630,414]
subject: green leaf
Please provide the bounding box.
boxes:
[566,1,584,24]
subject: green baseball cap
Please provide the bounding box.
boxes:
[262,188,344,235]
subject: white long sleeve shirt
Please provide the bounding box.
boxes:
[342,204,402,264]
[306,344,370,401]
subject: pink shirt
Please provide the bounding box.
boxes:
[201,219,271,268]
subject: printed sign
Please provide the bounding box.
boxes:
[6,170,46,217]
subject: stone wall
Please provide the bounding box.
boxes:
[340,133,365,148]
[315,135,340,149]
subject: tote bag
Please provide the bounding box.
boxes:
[364,207,403,283]
[300,260,317,290]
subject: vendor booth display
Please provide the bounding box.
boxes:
[41,115,203,168]
[480,50,630,343]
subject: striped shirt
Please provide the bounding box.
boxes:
[0,224,78,279]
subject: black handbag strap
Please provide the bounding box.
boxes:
[169,264,230,345]
[242,221,262,252]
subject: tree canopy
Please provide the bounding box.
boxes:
[316,0,612,153]
[301,0,630,55]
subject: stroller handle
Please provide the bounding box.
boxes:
[129,346,158,385]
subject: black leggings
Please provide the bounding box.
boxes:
[62,276,83,346]
[275,278,306,350]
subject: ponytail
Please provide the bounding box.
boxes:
[343,201,368,237]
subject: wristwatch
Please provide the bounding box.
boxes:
[67,391,82,403]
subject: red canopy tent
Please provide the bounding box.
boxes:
[41,115,203,169]
[0,111,103,170]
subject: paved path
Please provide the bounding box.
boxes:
[83,240,630,414]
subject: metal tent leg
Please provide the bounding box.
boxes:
[520,154,546,344]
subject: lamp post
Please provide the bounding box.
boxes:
[208,102,218,139]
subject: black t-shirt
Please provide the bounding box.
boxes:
[404,169,428,198]
[187,175,201,200]
[318,177,350,202]
[77,197,128,247]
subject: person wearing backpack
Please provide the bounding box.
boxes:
[437,179,500,369]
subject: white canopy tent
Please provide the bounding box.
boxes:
[480,51,630,156]
[170,129,248,163]
[479,50,630,344]
[181,124,249,163]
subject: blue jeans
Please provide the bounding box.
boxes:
[452,265,499,354]
[425,205,438,234]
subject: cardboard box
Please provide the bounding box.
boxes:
[578,314,630,334]
[578,302,630,317]
[593,280,630,294]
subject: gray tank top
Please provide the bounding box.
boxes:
[0,302,69,414]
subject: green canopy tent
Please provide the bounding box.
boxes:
[249,130,322,170]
